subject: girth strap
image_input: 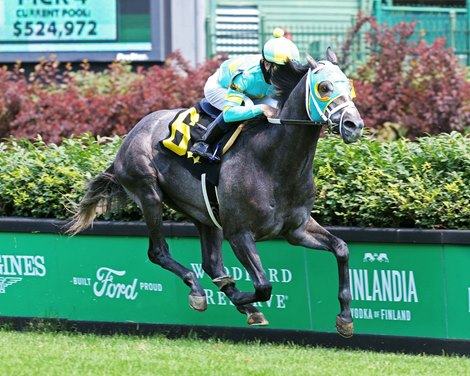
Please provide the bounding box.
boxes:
[201,173,222,229]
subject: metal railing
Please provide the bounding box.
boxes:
[205,15,367,70]
[375,1,470,64]
[206,3,470,66]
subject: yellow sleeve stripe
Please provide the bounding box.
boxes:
[228,57,243,73]
[229,83,243,92]
[225,94,243,105]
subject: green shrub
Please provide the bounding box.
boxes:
[0,133,468,229]
[313,132,470,229]
[0,134,182,221]
[0,134,117,219]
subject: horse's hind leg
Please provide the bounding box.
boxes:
[126,180,207,311]
[195,223,268,326]
[218,232,273,308]
[285,217,353,338]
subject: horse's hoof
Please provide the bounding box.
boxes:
[189,295,207,312]
[336,315,354,338]
[247,312,269,326]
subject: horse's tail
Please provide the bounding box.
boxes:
[65,164,125,235]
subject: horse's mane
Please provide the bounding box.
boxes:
[243,60,309,131]
[270,60,309,110]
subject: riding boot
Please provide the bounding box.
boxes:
[190,113,228,162]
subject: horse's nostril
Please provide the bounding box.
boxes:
[341,119,364,144]
[343,120,364,131]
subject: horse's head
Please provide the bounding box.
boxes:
[306,48,364,144]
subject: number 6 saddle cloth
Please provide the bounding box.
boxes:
[158,100,244,229]
[160,100,243,186]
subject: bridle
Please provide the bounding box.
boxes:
[268,61,356,138]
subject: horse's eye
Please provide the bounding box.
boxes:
[318,81,333,95]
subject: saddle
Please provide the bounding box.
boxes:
[158,99,244,229]
[160,99,243,185]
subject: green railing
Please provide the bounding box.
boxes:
[205,16,367,70]
[375,0,470,64]
[206,2,470,66]
[260,21,366,63]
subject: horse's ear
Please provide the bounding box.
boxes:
[306,55,318,69]
[326,47,338,65]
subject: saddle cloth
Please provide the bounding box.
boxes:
[158,100,244,229]
[160,100,243,186]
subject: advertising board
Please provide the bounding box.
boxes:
[0,231,468,340]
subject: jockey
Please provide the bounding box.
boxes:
[190,28,300,161]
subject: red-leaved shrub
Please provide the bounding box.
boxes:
[1,52,221,143]
[0,65,30,138]
[2,19,470,143]
[343,15,470,139]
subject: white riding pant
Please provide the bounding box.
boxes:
[204,70,278,111]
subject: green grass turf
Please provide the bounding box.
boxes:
[0,330,468,375]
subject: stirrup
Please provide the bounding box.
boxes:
[190,142,220,162]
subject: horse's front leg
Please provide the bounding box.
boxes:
[285,216,353,338]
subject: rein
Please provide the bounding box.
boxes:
[267,117,337,135]
[267,118,328,127]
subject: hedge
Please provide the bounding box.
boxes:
[312,132,470,229]
[1,132,468,229]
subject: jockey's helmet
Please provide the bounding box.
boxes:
[262,28,300,65]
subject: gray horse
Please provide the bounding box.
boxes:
[68,49,364,338]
